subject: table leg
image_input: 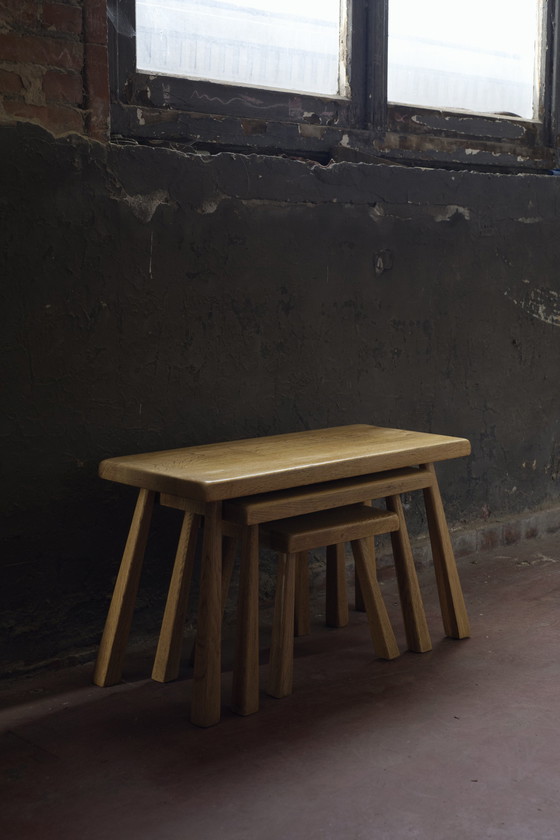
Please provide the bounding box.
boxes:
[326,543,349,628]
[191,501,223,727]
[351,538,400,661]
[231,524,260,716]
[354,500,373,613]
[267,551,296,698]
[386,494,432,653]
[186,532,239,668]
[221,534,239,614]
[93,488,155,687]
[354,568,366,612]
[152,512,201,683]
[294,552,311,636]
[422,462,471,639]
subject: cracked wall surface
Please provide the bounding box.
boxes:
[2,122,560,673]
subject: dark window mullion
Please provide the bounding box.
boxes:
[108,0,136,103]
[365,0,388,131]
[544,0,560,147]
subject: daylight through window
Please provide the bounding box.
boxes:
[110,0,559,170]
[388,0,543,119]
[136,0,348,97]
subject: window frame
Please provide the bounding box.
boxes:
[108,0,560,172]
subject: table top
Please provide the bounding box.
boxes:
[99,424,470,502]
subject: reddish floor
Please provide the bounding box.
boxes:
[2,534,560,840]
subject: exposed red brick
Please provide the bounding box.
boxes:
[43,3,82,36]
[84,42,108,101]
[3,99,84,134]
[43,68,83,105]
[83,0,108,46]
[84,41,109,141]
[0,67,24,94]
[0,33,83,71]
[87,104,109,141]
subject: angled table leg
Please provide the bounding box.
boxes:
[386,494,432,653]
[191,501,223,727]
[354,567,366,611]
[422,462,471,639]
[93,488,155,687]
[152,512,201,683]
[351,537,400,660]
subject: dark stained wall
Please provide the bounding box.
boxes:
[2,122,560,673]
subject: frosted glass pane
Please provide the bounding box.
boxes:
[388,0,542,119]
[136,0,345,97]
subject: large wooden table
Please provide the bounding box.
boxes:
[93,424,471,726]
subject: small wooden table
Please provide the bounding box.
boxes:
[94,424,471,726]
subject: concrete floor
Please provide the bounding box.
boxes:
[2,533,560,840]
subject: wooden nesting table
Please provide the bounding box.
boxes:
[94,424,471,727]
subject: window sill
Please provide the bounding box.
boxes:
[110,101,559,174]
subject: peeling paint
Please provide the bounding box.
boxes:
[506,287,560,327]
[518,553,560,566]
[5,121,560,674]
[369,204,385,220]
[298,123,324,139]
[118,188,169,223]
[197,195,227,214]
[410,112,525,141]
[433,205,471,222]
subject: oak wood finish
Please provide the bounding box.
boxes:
[93,488,155,687]
[151,511,200,683]
[159,493,240,539]
[422,463,471,639]
[263,505,400,554]
[386,494,432,653]
[99,425,470,502]
[351,538,401,660]
[326,543,349,628]
[188,534,240,667]
[223,466,434,525]
[267,552,297,699]
[153,495,240,681]
[355,568,366,612]
[294,552,311,636]
[231,524,260,715]
[96,424,470,726]
[266,505,401,698]
[191,501,222,727]
[184,535,240,671]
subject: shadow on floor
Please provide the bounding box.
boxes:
[2,534,560,840]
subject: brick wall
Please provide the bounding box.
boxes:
[0,0,109,140]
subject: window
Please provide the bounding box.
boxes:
[108,1,560,171]
[388,0,542,120]
[136,1,349,98]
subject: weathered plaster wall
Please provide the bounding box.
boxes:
[2,122,560,673]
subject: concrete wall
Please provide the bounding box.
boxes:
[1,1,560,675]
[2,121,560,673]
